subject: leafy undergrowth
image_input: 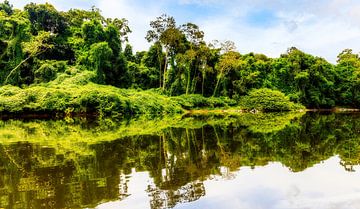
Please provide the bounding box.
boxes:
[0,84,178,117]
[173,94,237,110]
[0,82,237,117]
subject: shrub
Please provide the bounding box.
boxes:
[240,88,304,112]
[0,83,186,117]
[51,69,96,86]
[34,60,68,83]
[34,63,57,83]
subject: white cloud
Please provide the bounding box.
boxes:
[189,0,360,62]
[95,0,161,52]
[9,0,163,51]
[97,0,182,52]
[179,0,218,5]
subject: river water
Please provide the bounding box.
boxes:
[0,112,359,209]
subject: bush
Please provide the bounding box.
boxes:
[51,69,96,86]
[34,60,68,83]
[240,88,304,112]
[34,63,57,83]
[0,83,185,117]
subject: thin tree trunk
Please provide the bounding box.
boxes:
[4,55,32,84]
[160,64,162,88]
[186,66,191,95]
[202,72,205,96]
[189,67,199,95]
[213,71,223,97]
[158,49,162,88]
[163,49,169,91]
[4,49,47,85]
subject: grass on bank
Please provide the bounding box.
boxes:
[0,82,239,117]
[0,69,304,117]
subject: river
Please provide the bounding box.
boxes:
[0,112,359,209]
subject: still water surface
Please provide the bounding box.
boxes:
[0,112,360,209]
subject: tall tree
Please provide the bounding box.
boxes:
[180,23,204,48]
[0,9,31,84]
[336,49,360,106]
[146,14,183,90]
[4,31,53,84]
[213,51,240,96]
[0,0,13,15]
[176,49,196,95]
[24,3,68,35]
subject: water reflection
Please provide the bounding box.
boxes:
[0,112,359,208]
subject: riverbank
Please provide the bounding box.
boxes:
[0,83,237,118]
[1,83,357,119]
[307,108,360,112]
[187,108,360,115]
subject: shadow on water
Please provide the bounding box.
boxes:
[0,112,360,208]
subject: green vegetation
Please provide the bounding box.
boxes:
[0,84,182,116]
[0,1,359,116]
[240,88,305,112]
[0,83,239,116]
[1,2,359,208]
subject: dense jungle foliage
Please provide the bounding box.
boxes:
[0,1,359,115]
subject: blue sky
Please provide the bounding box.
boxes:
[8,0,360,62]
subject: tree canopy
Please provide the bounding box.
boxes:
[0,2,360,110]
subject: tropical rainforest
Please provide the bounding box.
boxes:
[0,1,359,117]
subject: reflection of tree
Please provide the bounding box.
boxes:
[0,113,360,208]
[0,141,129,209]
[147,180,205,209]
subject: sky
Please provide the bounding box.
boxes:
[8,0,360,63]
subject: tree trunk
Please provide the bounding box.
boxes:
[190,68,199,95]
[201,62,206,96]
[186,66,191,95]
[4,49,47,85]
[4,54,33,84]
[202,73,205,96]
[158,48,162,88]
[213,71,223,97]
[163,49,169,91]
[159,63,162,88]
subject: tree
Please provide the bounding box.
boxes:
[213,51,240,96]
[87,42,113,83]
[81,19,105,45]
[176,49,196,94]
[178,23,205,95]
[106,18,131,43]
[24,3,68,35]
[0,10,32,85]
[180,23,204,48]
[4,31,53,85]
[197,43,215,96]
[64,8,103,28]
[124,44,135,62]
[143,43,164,87]
[220,40,236,54]
[0,0,13,15]
[146,14,184,90]
[230,53,269,98]
[335,49,360,106]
